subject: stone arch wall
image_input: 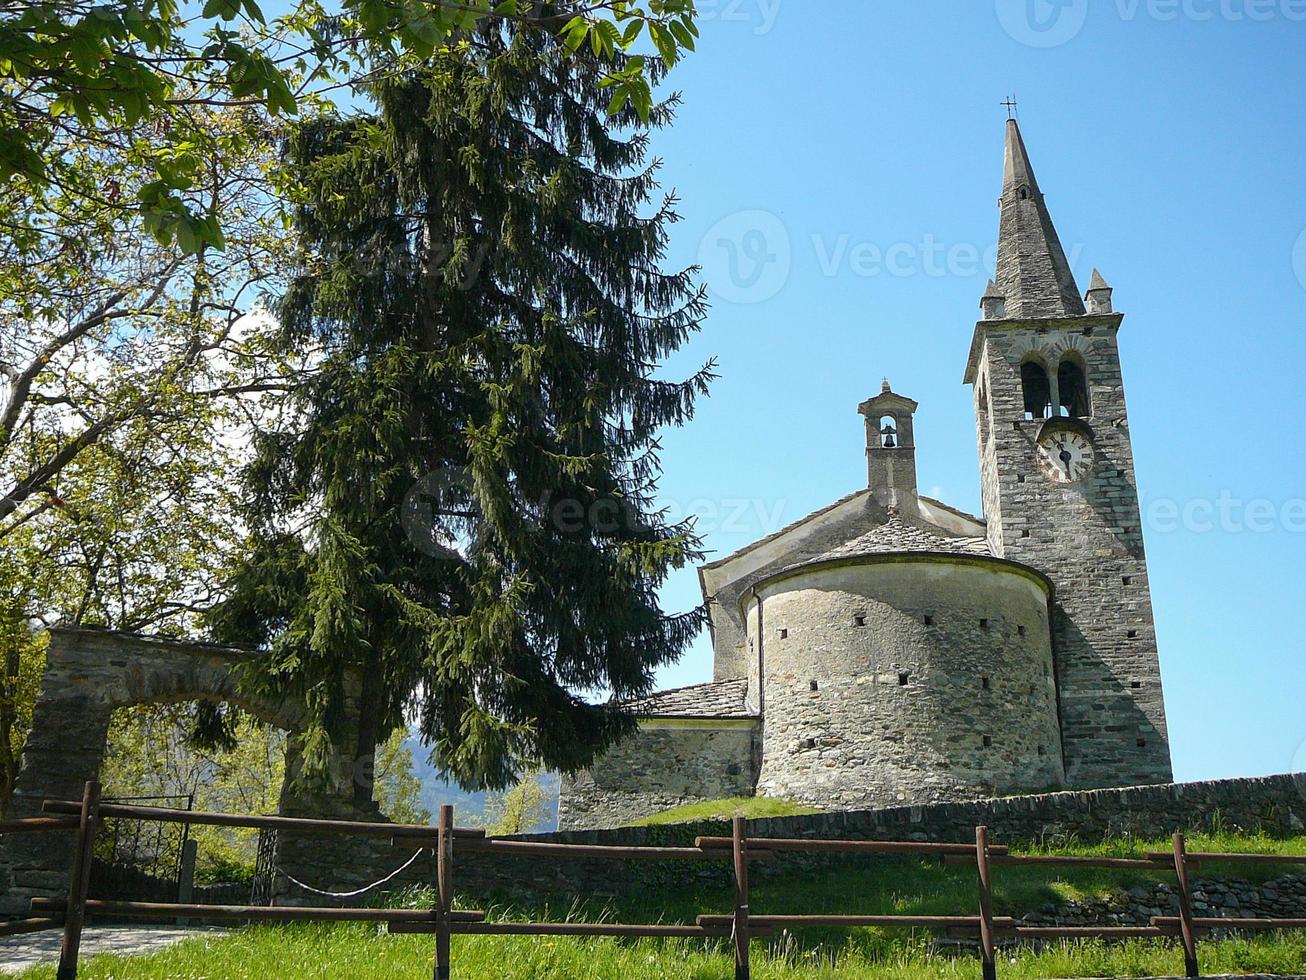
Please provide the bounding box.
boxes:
[0,628,370,916]
[748,555,1066,812]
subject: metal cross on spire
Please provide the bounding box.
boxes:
[1002,95,1018,120]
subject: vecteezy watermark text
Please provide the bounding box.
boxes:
[1141,490,1306,535]
[997,0,1306,48]
[698,208,1085,305]
[401,467,796,552]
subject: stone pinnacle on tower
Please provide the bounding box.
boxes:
[1084,267,1114,314]
[992,118,1085,319]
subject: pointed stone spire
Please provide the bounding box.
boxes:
[1085,267,1113,314]
[994,118,1085,319]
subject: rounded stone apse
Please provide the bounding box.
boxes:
[745,553,1065,812]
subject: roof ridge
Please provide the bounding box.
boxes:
[699,487,871,571]
[916,495,986,528]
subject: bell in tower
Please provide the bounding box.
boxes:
[858,379,918,509]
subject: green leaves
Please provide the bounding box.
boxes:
[201,0,240,19]
[200,0,263,20]
[0,0,699,257]
[560,4,698,121]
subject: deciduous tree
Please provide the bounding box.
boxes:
[483,770,552,836]
[0,105,290,813]
[1,0,698,251]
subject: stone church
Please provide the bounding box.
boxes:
[558,119,1174,831]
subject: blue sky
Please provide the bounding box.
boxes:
[637,1,1306,785]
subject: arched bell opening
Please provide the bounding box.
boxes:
[1021,359,1053,420]
[879,415,899,449]
[1057,356,1091,418]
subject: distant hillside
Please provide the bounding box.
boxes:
[402,734,560,833]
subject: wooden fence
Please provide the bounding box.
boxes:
[5,780,1306,980]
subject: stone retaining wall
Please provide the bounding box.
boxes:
[273,773,1306,907]
[1020,874,1306,929]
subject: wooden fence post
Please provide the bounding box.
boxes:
[435,804,453,980]
[57,779,101,980]
[1172,832,1201,978]
[176,838,197,927]
[975,825,997,980]
[732,815,751,980]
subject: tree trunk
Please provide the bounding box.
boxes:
[0,641,20,818]
[352,659,384,806]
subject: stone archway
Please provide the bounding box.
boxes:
[0,628,373,916]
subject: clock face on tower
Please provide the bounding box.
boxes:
[1037,428,1095,483]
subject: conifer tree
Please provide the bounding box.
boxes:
[213,24,712,794]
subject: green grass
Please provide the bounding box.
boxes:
[632,796,824,826]
[15,925,1306,979]
[16,828,1306,979]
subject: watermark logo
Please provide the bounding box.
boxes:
[1292,227,1306,292]
[698,209,792,305]
[401,466,476,558]
[996,0,1090,47]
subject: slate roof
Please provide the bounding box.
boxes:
[812,514,991,563]
[626,678,756,719]
[994,117,1086,319]
[699,488,871,572]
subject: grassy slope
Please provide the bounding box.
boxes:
[16,830,1306,979]
[632,796,823,826]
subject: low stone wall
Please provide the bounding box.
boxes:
[273,773,1306,908]
[1020,874,1306,929]
[721,772,1306,848]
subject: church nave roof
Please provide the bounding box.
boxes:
[809,513,992,565]
[625,678,756,720]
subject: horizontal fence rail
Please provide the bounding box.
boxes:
[41,798,486,841]
[6,780,1306,979]
[0,816,80,835]
[29,898,488,925]
[0,916,66,938]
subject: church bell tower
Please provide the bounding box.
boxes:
[964,119,1173,788]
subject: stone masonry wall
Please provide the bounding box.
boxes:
[271,774,1306,908]
[1019,874,1306,931]
[749,557,1064,812]
[975,317,1173,788]
[557,721,760,831]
